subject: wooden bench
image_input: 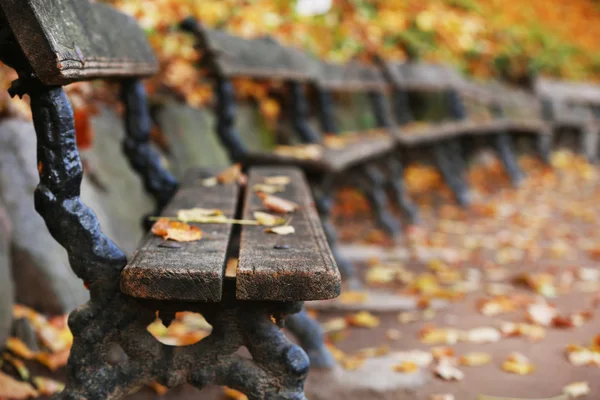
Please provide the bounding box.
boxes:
[180,19,410,285]
[0,1,340,398]
[535,77,600,162]
[380,61,551,204]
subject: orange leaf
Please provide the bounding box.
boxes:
[35,349,70,371]
[74,107,94,150]
[256,192,298,214]
[5,338,35,360]
[151,218,203,242]
[217,164,242,184]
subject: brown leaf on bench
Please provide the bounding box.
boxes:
[256,192,298,214]
[151,218,203,242]
[216,163,242,184]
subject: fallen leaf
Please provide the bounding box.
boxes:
[435,359,464,381]
[266,225,295,235]
[465,327,501,343]
[366,266,397,285]
[225,257,238,278]
[151,218,203,242]
[565,345,600,366]
[5,337,35,360]
[147,381,168,395]
[256,192,298,214]
[460,352,491,366]
[392,350,433,367]
[338,291,368,304]
[322,318,347,333]
[223,386,248,400]
[3,353,30,380]
[431,347,455,361]
[393,360,419,374]
[264,176,291,186]
[420,327,461,345]
[0,371,38,399]
[201,177,218,187]
[398,311,419,324]
[35,349,70,371]
[500,322,545,341]
[217,164,242,184]
[430,395,455,400]
[33,376,65,396]
[526,302,557,326]
[252,183,284,194]
[563,381,590,398]
[357,345,390,358]
[386,329,402,341]
[502,352,535,375]
[346,311,380,328]
[177,208,225,222]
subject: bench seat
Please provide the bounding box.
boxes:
[397,119,550,146]
[121,166,341,302]
[243,130,395,173]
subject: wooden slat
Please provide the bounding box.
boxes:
[323,132,395,171]
[317,61,388,91]
[121,168,238,302]
[187,21,314,81]
[237,167,341,301]
[1,0,157,85]
[383,61,464,91]
[536,77,600,105]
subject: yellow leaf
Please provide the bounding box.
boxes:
[254,211,285,227]
[460,352,491,367]
[223,387,248,400]
[346,311,380,328]
[393,360,419,374]
[33,376,65,396]
[502,353,534,375]
[252,183,285,194]
[5,337,35,360]
[35,349,70,371]
[177,208,225,222]
[264,176,291,186]
[563,381,590,398]
[265,225,295,235]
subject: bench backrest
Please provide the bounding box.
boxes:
[183,21,313,81]
[0,0,157,85]
[382,61,464,92]
[316,61,388,92]
[535,78,597,122]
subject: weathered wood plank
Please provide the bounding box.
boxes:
[237,167,341,301]
[323,131,395,171]
[317,61,388,91]
[536,77,600,105]
[244,131,394,173]
[182,19,314,81]
[0,0,157,85]
[382,62,464,91]
[121,168,238,302]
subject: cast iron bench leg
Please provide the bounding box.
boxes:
[314,174,357,287]
[537,131,553,164]
[286,309,335,368]
[58,291,309,400]
[494,132,523,186]
[432,142,470,207]
[580,123,599,163]
[360,164,401,236]
[385,157,420,224]
[120,79,178,229]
